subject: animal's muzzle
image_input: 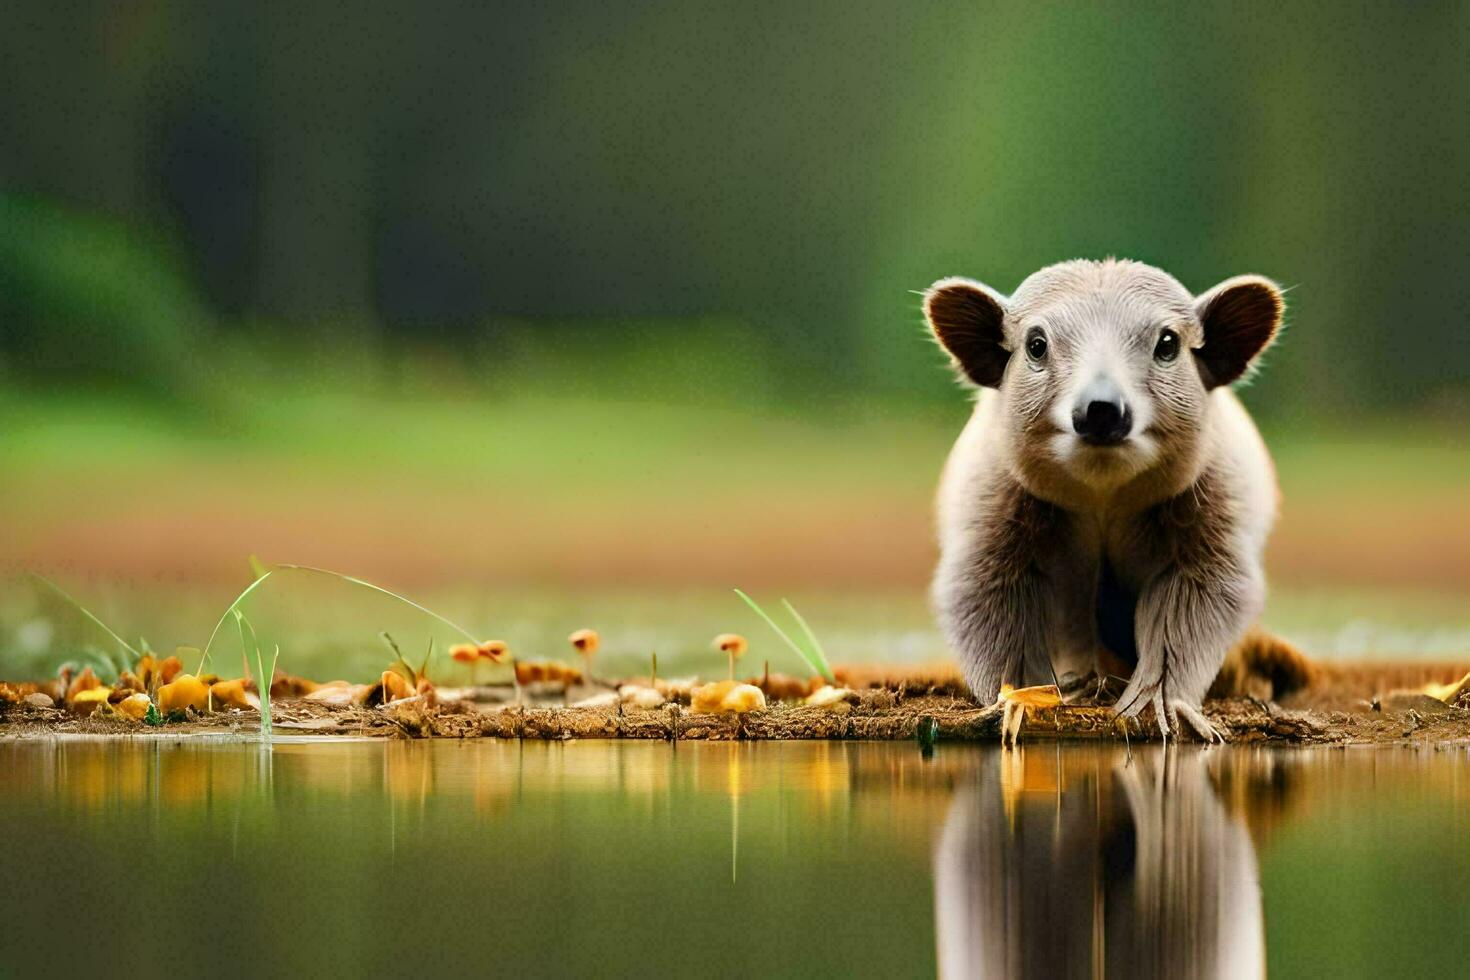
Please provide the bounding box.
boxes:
[1071,378,1132,446]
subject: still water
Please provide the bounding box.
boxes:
[1,738,1467,978]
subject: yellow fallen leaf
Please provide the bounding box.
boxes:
[304,683,364,705]
[115,693,152,720]
[691,680,738,714]
[804,686,856,708]
[65,667,103,704]
[381,670,414,702]
[157,674,210,715]
[1424,671,1470,704]
[68,687,113,715]
[691,679,769,714]
[155,655,184,686]
[210,679,256,711]
[997,684,1061,749]
[618,684,666,709]
[720,683,767,714]
[998,684,1062,708]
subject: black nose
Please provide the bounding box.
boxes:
[1072,396,1132,445]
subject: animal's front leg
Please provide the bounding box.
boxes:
[935,564,1056,705]
[1115,565,1263,741]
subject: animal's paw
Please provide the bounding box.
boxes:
[1114,685,1222,744]
[1170,700,1224,744]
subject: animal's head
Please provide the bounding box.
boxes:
[924,259,1282,490]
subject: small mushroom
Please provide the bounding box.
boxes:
[568,629,599,683]
[450,643,480,686]
[477,640,515,699]
[714,633,748,681]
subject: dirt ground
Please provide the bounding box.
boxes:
[5,660,1470,746]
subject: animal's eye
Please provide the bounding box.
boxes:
[1025,329,1048,362]
[1154,329,1180,363]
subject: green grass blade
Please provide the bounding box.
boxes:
[28,572,140,661]
[199,571,273,673]
[256,644,280,740]
[780,599,834,682]
[379,632,415,685]
[235,610,277,738]
[229,610,256,712]
[735,589,832,682]
[273,563,479,642]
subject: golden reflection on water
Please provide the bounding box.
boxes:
[3,737,1470,978]
[5,736,1469,819]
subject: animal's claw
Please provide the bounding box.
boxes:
[1173,701,1224,744]
[1151,689,1170,741]
[1113,687,1220,743]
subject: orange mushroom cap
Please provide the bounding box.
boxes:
[477,640,508,663]
[450,643,479,664]
[568,629,600,655]
[713,633,749,658]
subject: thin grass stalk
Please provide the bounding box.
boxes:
[28,572,140,661]
[780,599,834,682]
[273,564,479,642]
[200,572,274,673]
[734,589,835,683]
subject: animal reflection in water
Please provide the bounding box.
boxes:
[934,748,1264,979]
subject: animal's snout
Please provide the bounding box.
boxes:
[1071,378,1132,446]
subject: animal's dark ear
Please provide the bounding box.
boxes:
[1193,275,1284,388]
[923,277,1010,388]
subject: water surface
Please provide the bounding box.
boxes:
[1,738,1466,977]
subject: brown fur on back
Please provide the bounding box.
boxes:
[1208,627,1317,700]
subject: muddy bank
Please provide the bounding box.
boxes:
[5,660,1470,745]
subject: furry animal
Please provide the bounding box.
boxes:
[925,258,1290,739]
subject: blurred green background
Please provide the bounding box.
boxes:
[1,2,1467,680]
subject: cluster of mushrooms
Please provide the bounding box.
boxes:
[439,629,852,714]
[1,628,859,723]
